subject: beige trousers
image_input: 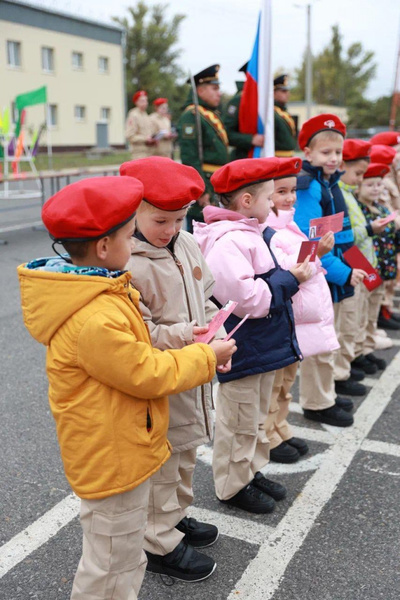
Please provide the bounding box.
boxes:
[383,279,396,311]
[333,292,358,381]
[354,284,385,358]
[143,447,197,556]
[70,480,150,600]
[299,352,336,410]
[264,363,298,449]
[213,371,275,501]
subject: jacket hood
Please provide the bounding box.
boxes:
[17,258,132,345]
[266,208,295,230]
[193,205,261,257]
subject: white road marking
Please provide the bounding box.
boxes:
[189,506,274,545]
[227,351,400,600]
[0,494,80,579]
[361,439,400,457]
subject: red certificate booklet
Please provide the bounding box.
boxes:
[343,246,383,291]
[297,240,319,263]
[309,212,344,239]
[194,300,238,344]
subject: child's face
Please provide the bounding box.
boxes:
[359,177,383,203]
[248,180,275,224]
[341,159,369,188]
[136,206,187,247]
[304,136,343,177]
[272,177,297,211]
[102,218,136,271]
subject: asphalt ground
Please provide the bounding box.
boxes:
[1,219,400,600]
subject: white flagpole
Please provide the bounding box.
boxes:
[258,0,274,157]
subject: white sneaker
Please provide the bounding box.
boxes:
[376,328,388,338]
[374,335,393,350]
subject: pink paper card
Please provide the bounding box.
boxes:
[379,211,398,227]
[195,300,238,344]
[297,240,318,263]
[223,314,250,341]
[309,211,344,239]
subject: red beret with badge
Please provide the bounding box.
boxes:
[210,157,282,193]
[370,144,396,165]
[342,139,371,162]
[120,156,205,210]
[153,98,168,106]
[132,90,147,104]
[275,157,303,179]
[369,131,400,147]
[363,163,390,179]
[298,113,346,150]
[42,177,143,241]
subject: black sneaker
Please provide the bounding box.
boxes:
[335,379,367,397]
[365,353,386,371]
[378,307,400,330]
[145,540,216,582]
[252,472,287,501]
[303,404,354,427]
[350,367,365,380]
[269,441,300,463]
[352,355,378,375]
[219,482,275,513]
[286,436,309,456]
[176,517,218,548]
[335,396,354,412]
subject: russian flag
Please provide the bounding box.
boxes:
[239,0,274,158]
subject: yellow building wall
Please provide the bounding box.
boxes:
[0,20,125,147]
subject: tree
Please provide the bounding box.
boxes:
[290,25,376,109]
[114,2,187,121]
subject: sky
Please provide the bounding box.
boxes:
[23,0,400,101]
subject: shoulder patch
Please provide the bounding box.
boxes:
[182,125,195,139]
[227,104,237,115]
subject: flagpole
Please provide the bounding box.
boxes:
[259,0,274,157]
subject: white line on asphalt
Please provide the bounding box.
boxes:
[189,506,274,545]
[227,351,400,600]
[361,439,400,457]
[0,494,80,579]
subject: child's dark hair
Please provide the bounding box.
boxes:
[62,230,119,260]
[219,182,266,208]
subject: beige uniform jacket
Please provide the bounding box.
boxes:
[125,107,153,159]
[127,230,223,453]
[149,113,173,158]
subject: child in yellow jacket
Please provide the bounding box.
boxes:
[17,176,236,600]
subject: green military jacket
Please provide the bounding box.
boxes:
[178,92,229,228]
[223,81,253,161]
[274,101,297,156]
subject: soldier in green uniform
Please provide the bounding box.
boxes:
[274,74,297,157]
[223,62,264,161]
[177,64,229,231]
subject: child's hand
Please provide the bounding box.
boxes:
[209,339,237,366]
[216,359,232,374]
[350,268,367,286]
[371,218,388,234]
[290,255,313,283]
[317,231,335,257]
[193,325,209,339]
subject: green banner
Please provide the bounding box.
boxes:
[15,86,47,112]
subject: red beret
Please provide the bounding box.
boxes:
[133,90,147,104]
[42,177,143,241]
[119,157,205,210]
[342,139,371,162]
[370,131,400,147]
[298,113,346,150]
[370,144,396,165]
[363,163,390,179]
[210,157,282,193]
[153,97,168,106]
[275,157,302,179]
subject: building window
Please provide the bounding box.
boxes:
[49,104,58,127]
[42,47,55,73]
[98,56,109,73]
[7,41,21,67]
[72,52,83,69]
[74,105,86,122]
[100,107,111,121]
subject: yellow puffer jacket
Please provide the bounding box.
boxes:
[17,265,216,499]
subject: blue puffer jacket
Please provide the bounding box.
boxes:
[294,161,355,303]
[217,228,302,383]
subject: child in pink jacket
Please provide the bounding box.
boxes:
[264,158,349,464]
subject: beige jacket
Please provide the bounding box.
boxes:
[149,112,173,158]
[127,230,223,453]
[125,107,153,159]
